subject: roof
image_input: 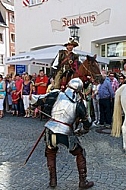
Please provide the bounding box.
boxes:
[1,0,14,11]
[2,0,14,6]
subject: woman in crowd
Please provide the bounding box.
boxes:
[21,75,33,118]
[92,78,100,125]
[118,73,126,87]
[46,77,55,93]
[121,61,126,77]
[6,75,13,112]
[0,75,6,118]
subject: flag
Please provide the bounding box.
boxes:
[23,0,29,7]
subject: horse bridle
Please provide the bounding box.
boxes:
[81,61,93,78]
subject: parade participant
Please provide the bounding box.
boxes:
[52,38,79,90]
[44,78,94,189]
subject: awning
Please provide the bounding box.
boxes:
[5,45,110,66]
[5,52,35,65]
[32,45,110,64]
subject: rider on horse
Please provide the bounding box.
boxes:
[52,38,79,90]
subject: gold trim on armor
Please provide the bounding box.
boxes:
[51,134,57,147]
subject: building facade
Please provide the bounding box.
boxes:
[0,0,15,75]
[8,0,126,74]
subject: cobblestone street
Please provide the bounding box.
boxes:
[0,114,126,190]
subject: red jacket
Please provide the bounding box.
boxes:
[11,92,19,104]
[35,75,48,94]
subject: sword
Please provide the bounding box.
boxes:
[38,109,52,118]
[24,128,46,165]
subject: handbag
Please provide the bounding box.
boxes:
[0,94,4,99]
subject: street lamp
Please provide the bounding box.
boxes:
[68,24,80,42]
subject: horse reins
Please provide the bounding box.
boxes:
[81,61,93,78]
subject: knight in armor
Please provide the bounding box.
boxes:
[44,78,94,189]
[52,38,79,90]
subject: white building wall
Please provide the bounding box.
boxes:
[14,0,126,55]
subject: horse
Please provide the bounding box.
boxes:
[55,54,101,90]
[111,84,126,152]
[74,54,101,82]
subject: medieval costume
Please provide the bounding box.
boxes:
[52,38,79,90]
[44,78,94,189]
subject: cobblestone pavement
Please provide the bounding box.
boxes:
[0,114,126,190]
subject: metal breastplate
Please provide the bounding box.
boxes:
[44,92,77,135]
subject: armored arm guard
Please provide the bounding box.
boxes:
[76,99,87,119]
[31,90,60,116]
[74,100,91,136]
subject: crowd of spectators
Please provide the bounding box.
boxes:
[0,67,126,127]
[0,69,54,119]
[89,69,126,128]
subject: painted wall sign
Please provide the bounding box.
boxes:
[51,9,111,31]
[16,65,26,74]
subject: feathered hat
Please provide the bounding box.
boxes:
[64,38,78,47]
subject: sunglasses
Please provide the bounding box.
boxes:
[119,77,124,79]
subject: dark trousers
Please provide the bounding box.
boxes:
[17,97,25,115]
[99,97,112,125]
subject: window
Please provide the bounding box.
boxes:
[10,13,15,23]
[0,33,3,43]
[11,33,15,43]
[101,44,105,57]
[0,55,3,65]
[107,41,126,57]
[30,0,41,5]
[11,53,15,56]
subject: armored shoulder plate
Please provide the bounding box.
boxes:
[43,90,60,115]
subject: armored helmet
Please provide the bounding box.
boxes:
[68,78,83,92]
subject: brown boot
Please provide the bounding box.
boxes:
[45,147,57,187]
[48,166,57,187]
[79,170,94,189]
[76,149,94,189]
